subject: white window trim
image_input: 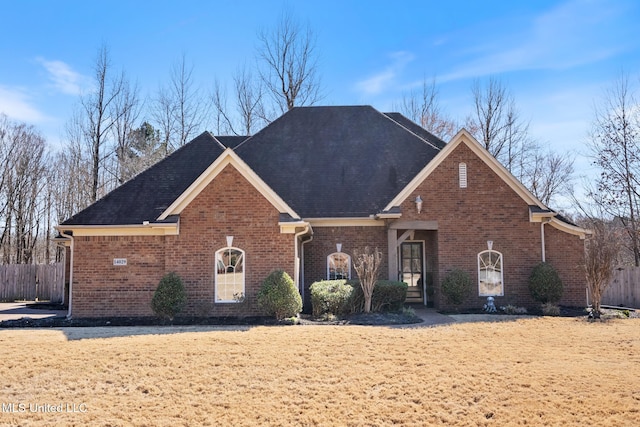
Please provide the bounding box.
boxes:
[215,246,246,303]
[478,249,504,296]
[327,252,351,280]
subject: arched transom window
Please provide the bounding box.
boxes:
[478,250,504,296]
[215,247,245,302]
[327,252,351,280]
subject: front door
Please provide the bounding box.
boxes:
[400,241,424,304]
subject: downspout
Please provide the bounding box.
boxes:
[294,224,313,301]
[540,218,550,263]
[59,230,74,319]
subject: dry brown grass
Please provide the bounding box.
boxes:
[1,318,639,426]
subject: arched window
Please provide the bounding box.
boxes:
[215,247,245,302]
[327,252,351,280]
[478,250,503,296]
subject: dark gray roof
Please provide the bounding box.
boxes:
[60,107,444,226]
[61,132,225,226]
[235,106,441,217]
[383,113,447,149]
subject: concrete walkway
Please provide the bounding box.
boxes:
[0,302,66,322]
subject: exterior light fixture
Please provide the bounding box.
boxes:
[487,240,493,251]
[226,236,234,247]
[415,196,423,214]
[336,243,342,253]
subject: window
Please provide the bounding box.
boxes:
[327,252,351,280]
[478,250,503,296]
[215,247,245,302]
[459,163,467,188]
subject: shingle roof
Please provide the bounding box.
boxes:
[61,132,225,225]
[383,112,447,149]
[60,106,444,225]
[235,106,441,217]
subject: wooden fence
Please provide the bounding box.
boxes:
[602,267,640,309]
[0,263,64,303]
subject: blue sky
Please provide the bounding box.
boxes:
[1,0,639,183]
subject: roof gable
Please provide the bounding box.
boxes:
[61,132,225,226]
[385,129,544,211]
[235,106,441,217]
[159,148,300,220]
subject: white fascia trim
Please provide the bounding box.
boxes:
[54,223,179,236]
[548,218,591,240]
[158,148,299,220]
[279,220,310,234]
[307,217,384,227]
[384,129,545,211]
[530,211,557,222]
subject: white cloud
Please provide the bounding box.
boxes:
[0,86,49,123]
[441,0,631,82]
[36,57,86,95]
[354,51,415,95]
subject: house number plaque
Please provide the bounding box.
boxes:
[113,258,127,266]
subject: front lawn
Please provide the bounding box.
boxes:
[0,317,638,425]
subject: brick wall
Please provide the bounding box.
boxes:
[303,226,387,307]
[396,142,586,311]
[165,164,294,317]
[71,235,166,318]
[71,164,295,319]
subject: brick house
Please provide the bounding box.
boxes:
[56,106,588,318]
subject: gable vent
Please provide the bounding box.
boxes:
[459,163,467,188]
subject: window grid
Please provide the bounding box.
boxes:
[215,247,245,302]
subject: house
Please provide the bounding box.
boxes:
[56,106,588,318]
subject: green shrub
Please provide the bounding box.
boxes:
[441,269,472,305]
[528,262,563,304]
[151,272,187,320]
[348,280,408,312]
[257,270,302,320]
[310,280,353,317]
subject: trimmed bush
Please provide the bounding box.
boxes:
[151,272,187,320]
[310,279,408,316]
[257,270,302,320]
[441,269,472,306]
[349,280,408,312]
[528,262,563,304]
[310,280,352,317]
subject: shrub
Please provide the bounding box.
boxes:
[528,262,563,304]
[310,280,353,317]
[541,302,560,316]
[348,280,408,312]
[441,269,472,305]
[151,272,187,320]
[257,270,302,320]
[501,305,528,315]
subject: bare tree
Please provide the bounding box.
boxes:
[583,219,621,316]
[212,64,266,136]
[469,77,532,176]
[523,149,575,207]
[588,73,640,266]
[0,117,49,264]
[151,54,210,152]
[353,247,383,313]
[112,77,142,184]
[257,9,322,115]
[396,77,457,141]
[77,45,128,203]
